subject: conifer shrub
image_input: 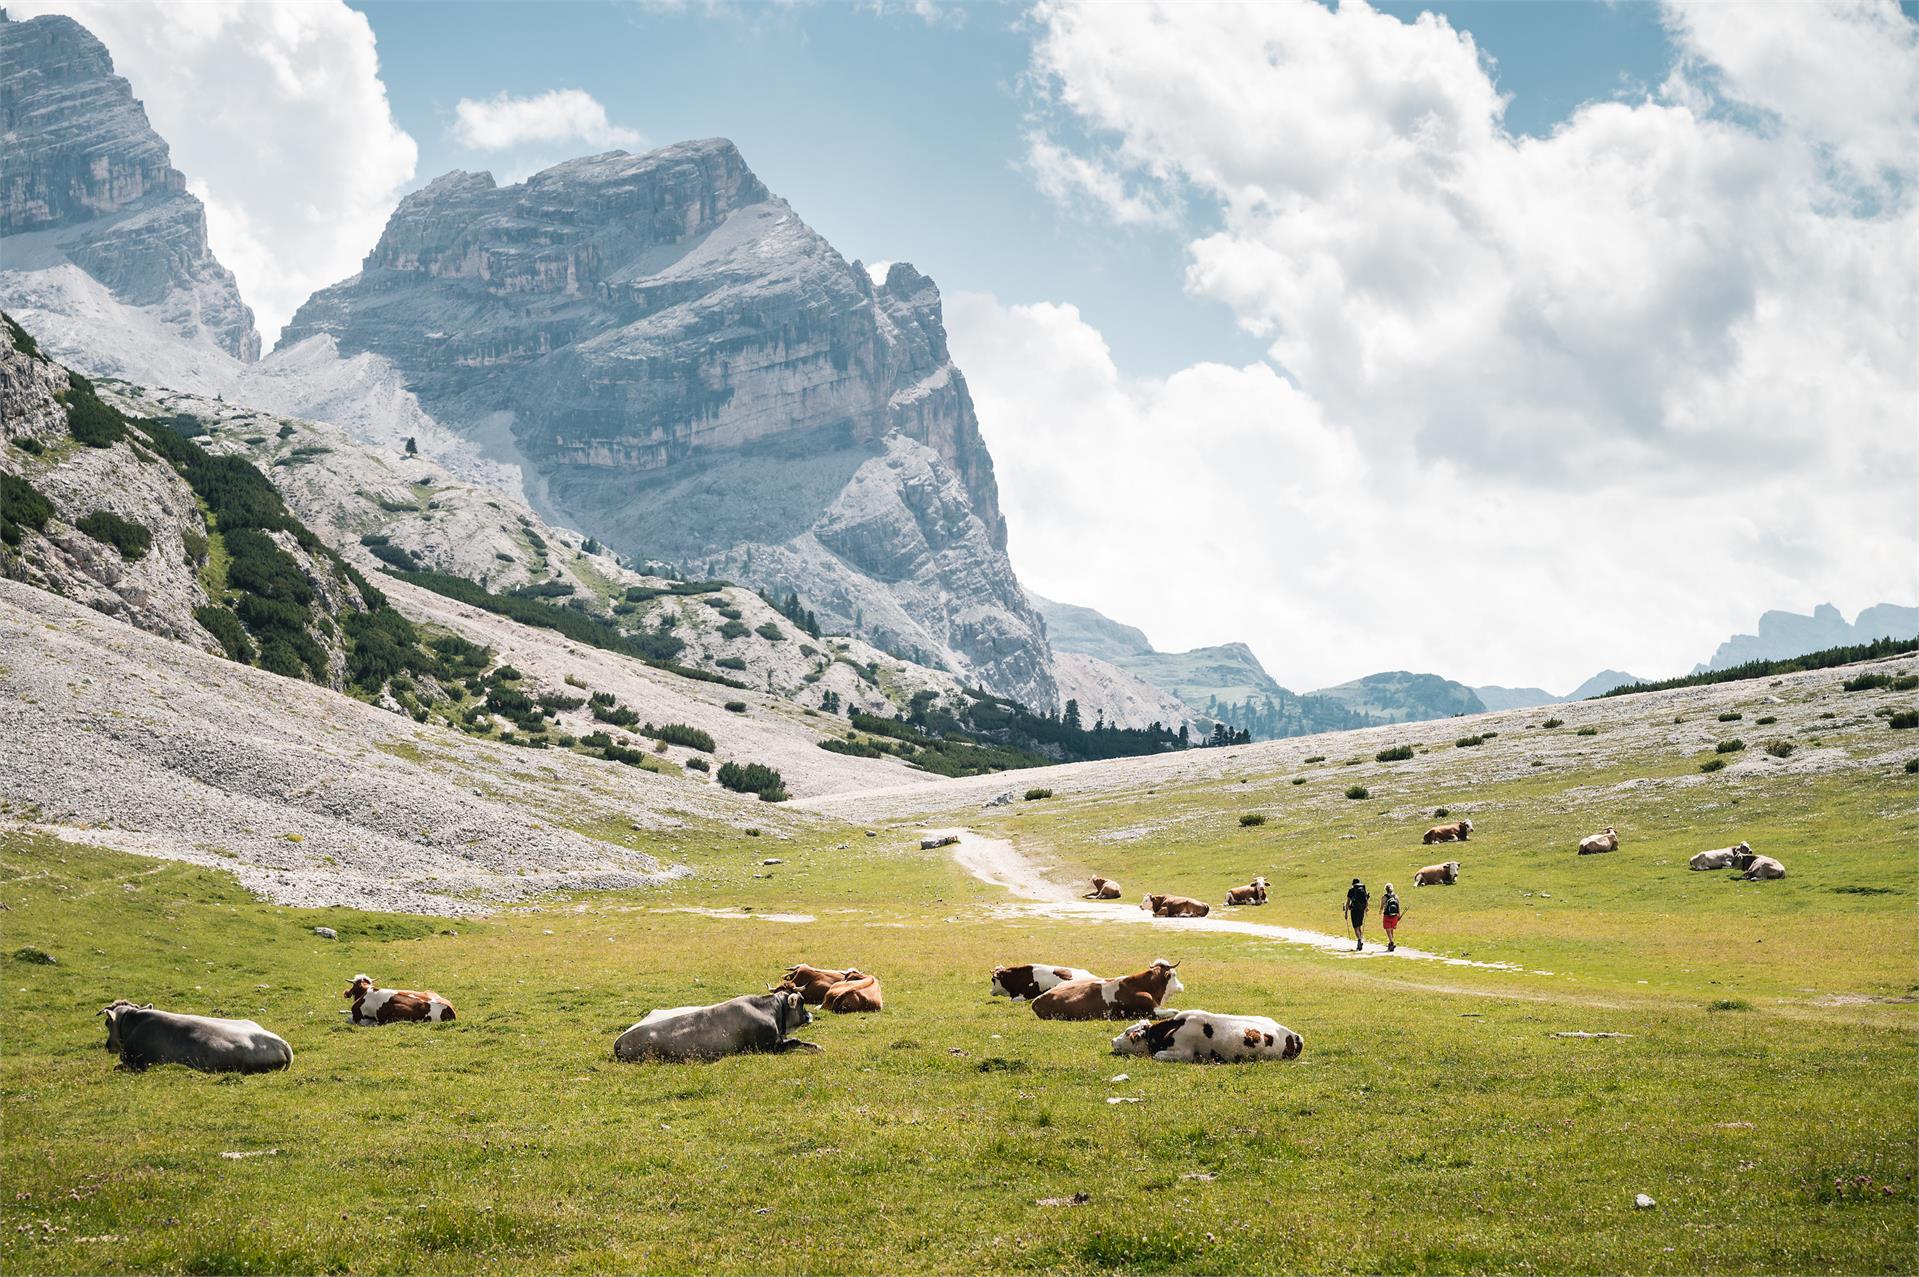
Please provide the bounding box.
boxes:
[716,656,747,670]
[1715,738,1745,754]
[1763,739,1794,758]
[1718,711,1743,722]
[719,620,750,640]
[1345,785,1369,800]
[756,622,785,641]
[63,373,124,447]
[1699,757,1726,773]
[76,511,151,561]
[718,760,787,801]
[725,700,748,713]
[1890,710,1919,730]
[1238,812,1265,827]
[1025,788,1054,801]
[194,605,253,663]
[1575,726,1598,736]
[1376,744,1413,762]
[646,722,716,752]
[1456,734,1484,748]
[686,756,710,772]
[1542,717,1564,728]
[0,472,52,546]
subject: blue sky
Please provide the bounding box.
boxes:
[351,0,1674,379]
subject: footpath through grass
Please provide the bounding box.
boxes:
[3,815,1914,1275]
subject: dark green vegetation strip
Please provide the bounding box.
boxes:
[0,472,52,546]
[1599,637,1919,699]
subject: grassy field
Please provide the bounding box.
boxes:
[3,676,1916,1273]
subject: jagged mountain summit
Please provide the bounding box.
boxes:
[280,140,1056,711]
[0,12,259,374]
[1694,602,1919,673]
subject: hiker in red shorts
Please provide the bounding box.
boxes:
[1381,882,1402,952]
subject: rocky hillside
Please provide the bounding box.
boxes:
[279,141,1055,711]
[0,12,258,369]
[0,315,393,687]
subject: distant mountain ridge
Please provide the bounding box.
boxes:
[1694,603,1919,673]
[1308,671,1485,723]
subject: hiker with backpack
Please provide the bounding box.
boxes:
[1344,877,1370,951]
[1381,883,1402,952]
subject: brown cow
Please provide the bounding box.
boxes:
[1412,861,1460,887]
[1031,960,1184,1021]
[344,974,455,1024]
[1141,893,1211,918]
[991,963,1100,1000]
[1224,876,1270,906]
[1085,877,1123,900]
[1422,819,1474,844]
[775,964,856,1005]
[821,972,883,1013]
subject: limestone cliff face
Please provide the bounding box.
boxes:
[282,140,1054,709]
[0,12,259,363]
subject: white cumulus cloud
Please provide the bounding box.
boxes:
[9,0,419,352]
[987,0,1918,688]
[451,89,644,152]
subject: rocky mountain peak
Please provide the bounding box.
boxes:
[282,139,1055,709]
[0,10,260,363]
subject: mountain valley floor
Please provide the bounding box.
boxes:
[3,657,1915,1274]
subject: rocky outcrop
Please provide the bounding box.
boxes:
[281,140,1055,710]
[0,12,259,363]
[1694,603,1919,673]
[1052,651,1196,732]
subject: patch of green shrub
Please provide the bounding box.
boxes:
[716,656,747,670]
[718,620,750,640]
[1699,757,1726,773]
[724,700,748,713]
[756,622,784,641]
[75,510,151,561]
[686,755,709,772]
[1763,739,1794,758]
[0,472,53,546]
[1025,788,1054,801]
[1575,726,1598,737]
[1376,744,1413,762]
[645,722,716,753]
[1708,999,1753,1012]
[1892,674,1919,692]
[1905,758,1919,774]
[1718,710,1743,722]
[1455,734,1484,748]
[1542,717,1564,728]
[820,737,883,759]
[194,605,254,662]
[1890,710,1919,730]
[1843,672,1890,692]
[13,436,42,455]
[1715,739,1746,754]
[718,760,787,801]
[1238,812,1265,827]
[4,311,43,357]
[1345,785,1369,800]
[1303,754,1326,763]
[63,373,124,447]
[1755,715,1777,725]
[1290,776,1306,785]
[592,702,640,729]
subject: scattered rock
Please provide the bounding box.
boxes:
[1552,1031,1632,1039]
[761,857,783,865]
[312,926,337,939]
[219,1149,279,1160]
[1036,1192,1090,1208]
[1108,1073,1129,1083]
[1634,1193,1656,1210]
[1106,1097,1142,1105]
[1180,1171,1218,1183]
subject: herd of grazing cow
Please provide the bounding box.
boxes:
[97,817,1791,1074]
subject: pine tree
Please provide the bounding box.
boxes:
[1063,698,1082,732]
[404,436,418,455]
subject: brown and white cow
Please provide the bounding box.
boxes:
[1031,960,1184,1021]
[1141,893,1212,918]
[1741,855,1787,880]
[821,972,884,1013]
[345,975,455,1024]
[1412,861,1461,887]
[775,964,857,1005]
[1111,1011,1302,1063]
[1224,876,1270,906]
[1423,819,1474,844]
[1085,877,1123,900]
[991,963,1100,1001]
[1578,826,1620,855]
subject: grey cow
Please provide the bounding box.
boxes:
[101,1001,293,1073]
[614,991,819,1062]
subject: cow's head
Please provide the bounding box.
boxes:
[1091,877,1109,891]
[1281,1030,1304,1060]
[1139,894,1163,912]
[1446,861,1461,876]
[772,989,813,1036]
[1460,819,1475,833]
[99,1000,146,1054]
[344,974,374,1001]
[1111,1019,1155,1056]
[1734,841,1752,854]
[1148,958,1184,996]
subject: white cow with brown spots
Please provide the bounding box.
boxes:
[1111,1011,1303,1063]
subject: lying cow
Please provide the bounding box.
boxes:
[1224,876,1270,906]
[101,1001,292,1073]
[1741,855,1786,880]
[1413,860,1461,887]
[614,991,818,1062]
[1689,841,1751,871]
[1141,893,1211,918]
[1085,877,1123,900]
[345,974,456,1024]
[1578,826,1620,856]
[991,963,1100,1001]
[821,972,883,1013]
[775,964,856,1005]
[1032,960,1183,1021]
[1111,1011,1303,1063]
[1423,819,1474,844]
